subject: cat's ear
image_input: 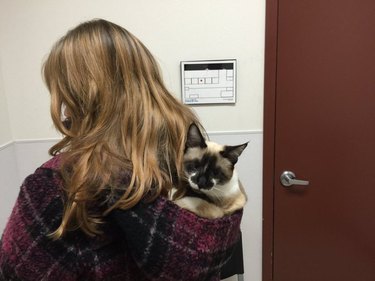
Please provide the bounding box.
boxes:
[185,123,207,150]
[221,142,249,165]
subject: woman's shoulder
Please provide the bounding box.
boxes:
[24,154,64,186]
[20,154,64,202]
[40,154,63,171]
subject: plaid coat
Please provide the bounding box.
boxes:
[0,156,242,280]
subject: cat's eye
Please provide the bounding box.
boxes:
[212,168,221,177]
[185,161,198,172]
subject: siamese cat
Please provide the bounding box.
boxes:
[172,123,248,219]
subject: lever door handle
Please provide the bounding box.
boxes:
[280,171,309,187]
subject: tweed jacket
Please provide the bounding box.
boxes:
[0,156,243,280]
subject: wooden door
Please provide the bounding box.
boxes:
[263,0,375,280]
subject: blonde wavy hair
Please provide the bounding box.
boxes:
[43,19,201,238]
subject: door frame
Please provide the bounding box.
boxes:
[263,0,279,280]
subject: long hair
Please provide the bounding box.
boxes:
[43,19,201,238]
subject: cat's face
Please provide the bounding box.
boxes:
[183,123,247,191]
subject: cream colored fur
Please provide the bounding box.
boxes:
[173,169,247,219]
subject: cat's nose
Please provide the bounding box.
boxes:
[197,176,207,188]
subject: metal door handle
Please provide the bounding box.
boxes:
[280,171,309,187]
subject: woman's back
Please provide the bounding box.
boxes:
[0,155,242,280]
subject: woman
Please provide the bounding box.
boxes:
[0,19,242,280]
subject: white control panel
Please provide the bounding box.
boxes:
[181,59,236,105]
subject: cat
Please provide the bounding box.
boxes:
[172,123,248,219]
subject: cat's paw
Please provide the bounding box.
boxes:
[174,197,225,219]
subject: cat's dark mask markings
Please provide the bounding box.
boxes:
[183,123,248,191]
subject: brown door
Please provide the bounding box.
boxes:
[263,0,375,280]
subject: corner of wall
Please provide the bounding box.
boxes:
[0,142,19,235]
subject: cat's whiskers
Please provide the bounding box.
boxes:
[202,184,226,202]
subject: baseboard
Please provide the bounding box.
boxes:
[14,138,61,144]
[0,141,14,151]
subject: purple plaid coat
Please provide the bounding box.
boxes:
[0,156,242,280]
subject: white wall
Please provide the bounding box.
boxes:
[0,0,264,139]
[0,143,19,235]
[0,1,265,280]
[0,58,12,145]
